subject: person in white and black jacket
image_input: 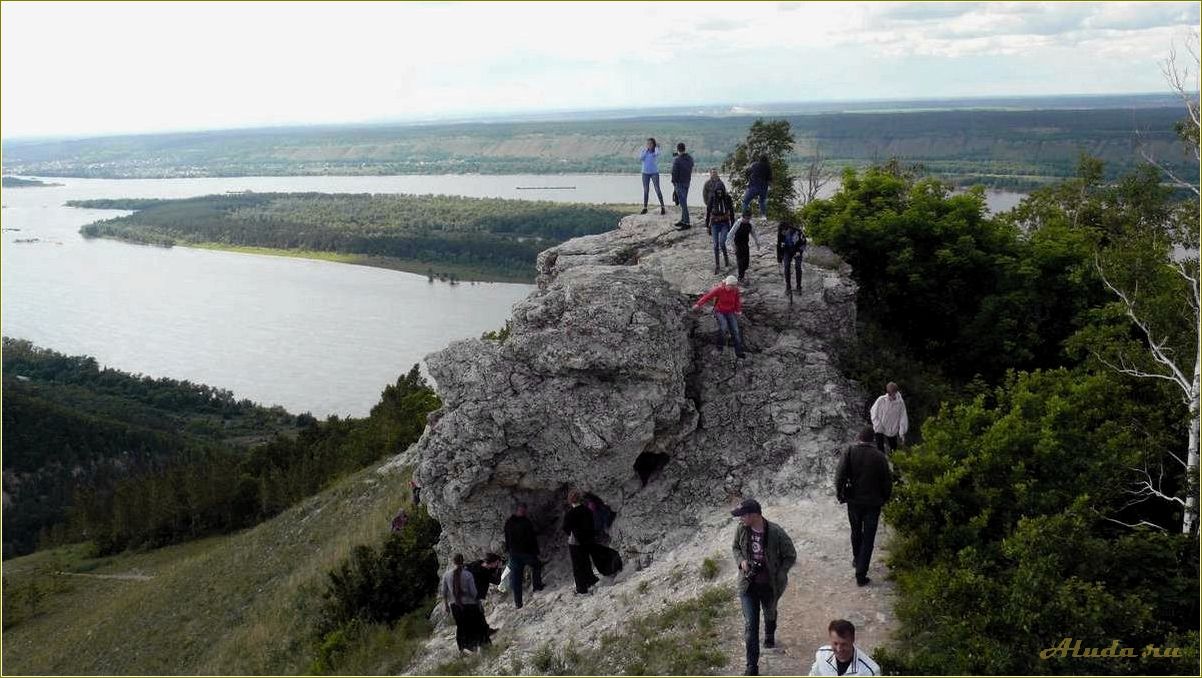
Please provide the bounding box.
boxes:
[809,619,881,676]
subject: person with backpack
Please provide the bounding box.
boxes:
[638,138,666,216]
[707,184,736,274]
[742,154,773,218]
[726,209,762,283]
[693,275,746,360]
[672,142,695,229]
[442,553,491,653]
[776,218,808,303]
[563,489,600,594]
[503,502,544,609]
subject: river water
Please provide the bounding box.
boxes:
[0,175,1024,416]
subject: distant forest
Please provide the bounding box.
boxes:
[72,193,628,282]
[5,106,1194,189]
[1,176,61,187]
[1,338,439,559]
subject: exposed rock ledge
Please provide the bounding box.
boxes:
[413,211,860,568]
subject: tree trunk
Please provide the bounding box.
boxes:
[1184,363,1200,534]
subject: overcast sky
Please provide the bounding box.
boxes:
[2,1,1198,139]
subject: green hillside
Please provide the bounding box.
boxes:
[1,460,422,675]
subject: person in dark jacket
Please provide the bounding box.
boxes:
[465,553,504,636]
[707,184,736,274]
[742,155,773,218]
[731,498,797,676]
[672,143,695,229]
[702,168,726,212]
[503,502,544,608]
[563,489,599,594]
[835,427,894,586]
[776,218,807,303]
[726,209,762,283]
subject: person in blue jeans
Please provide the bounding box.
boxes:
[707,184,736,273]
[730,499,796,676]
[671,142,694,229]
[742,154,772,218]
[639,138,666,215]
[502,502,544,608]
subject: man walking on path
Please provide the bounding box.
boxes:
[726,209,761,283]
[563,489,600,594]
[503,502,544,608]
[809,619,881,676]
[672,142,695,229]
[835,427,893,587]
[742,154,772,218]
[693,275,746,359]
[869,382,908,454]
[731,498,797,676]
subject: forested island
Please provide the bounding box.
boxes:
[2,176,62,187]
[71,193,630,282]
[6,99,1195,190]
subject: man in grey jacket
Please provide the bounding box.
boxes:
[731,498,797,675]
[835,427,893,587]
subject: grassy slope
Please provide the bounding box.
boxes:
[1,460,414,675]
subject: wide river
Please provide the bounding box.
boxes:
[0,174,1023,416]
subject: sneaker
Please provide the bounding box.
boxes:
[640,208,648,215]
[856,575,871,587]
[764,636,775,649]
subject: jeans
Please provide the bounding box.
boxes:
[674,182,690,223]
[875,433,899,454]
[711,221,731,266]
[782,250,803,292]
[742,182,768,217]
[508,553,543,608]
[740,581,778,669]
[642,173,664,207]
[847,502,882,580]
[715,311,744,357]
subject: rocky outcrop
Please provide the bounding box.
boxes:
[413,211,860,567]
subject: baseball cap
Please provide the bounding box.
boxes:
[730,498,762,517]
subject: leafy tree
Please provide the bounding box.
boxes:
[720,119,797,218]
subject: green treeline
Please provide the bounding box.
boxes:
[804,156,1199,673]
[72,193,627,281]
[2,339,440,558]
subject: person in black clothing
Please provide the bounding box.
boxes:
[503,502,544,608]
[742,155,773,217]
[465,553,504,636]
[834,427,894,586]
[562,489,599,594]
[726,209,761,283]
[707,184,736,274]
[672,143,695,229]
[776,218,807,303]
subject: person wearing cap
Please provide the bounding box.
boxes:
[731,498,797,676]
[835,427,893,587]
[809,619,880,676]
[726,209,762,283]
[693,275,745,359]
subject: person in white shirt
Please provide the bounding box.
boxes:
[810,619,881,676]
[868,382,908,454]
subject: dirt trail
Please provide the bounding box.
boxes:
[56,571,154,581]
[720,501,897,675]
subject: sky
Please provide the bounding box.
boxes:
[1,1,1198,139]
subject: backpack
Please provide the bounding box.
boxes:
[784,227,807,252]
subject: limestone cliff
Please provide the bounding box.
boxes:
[412,212,860,569]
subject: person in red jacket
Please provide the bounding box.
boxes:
[693,275,745,359]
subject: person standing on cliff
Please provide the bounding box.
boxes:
[835,427,893,587]
[726,209,762,283]
[742,154,773,218]
[693,275,745,359]
[638,138,666,216]
[503,502,545,608]
[869,382,908,454]
[731,498,797,676]
[563,489,600,594]
[707,185,736,274]
[703,168,726,215]
[776,218,807,303]
[672,142,695,230]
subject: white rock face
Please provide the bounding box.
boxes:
[414,212,860,569]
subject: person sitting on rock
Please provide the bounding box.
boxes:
[776,218,807,303]
[563,489,600,594]
[693,275,745,359]
[809,619,881,676]
[706,184,736,274]
[726,209,762,284]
